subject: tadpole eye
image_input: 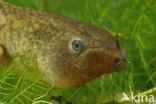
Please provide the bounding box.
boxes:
[69,38,85,54]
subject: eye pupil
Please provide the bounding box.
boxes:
[69,38,85,54]
[75,43,79,48]
[73,41,80,48]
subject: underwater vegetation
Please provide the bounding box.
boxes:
[0,0,156,104]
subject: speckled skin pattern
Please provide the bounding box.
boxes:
[0,1,126,88]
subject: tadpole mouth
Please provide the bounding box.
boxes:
[114,49,126,71]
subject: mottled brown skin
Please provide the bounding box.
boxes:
[0,1,126,88]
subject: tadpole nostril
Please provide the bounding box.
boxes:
[114,58,120,64]
[114,56,126,65]
[114,59,119,63]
